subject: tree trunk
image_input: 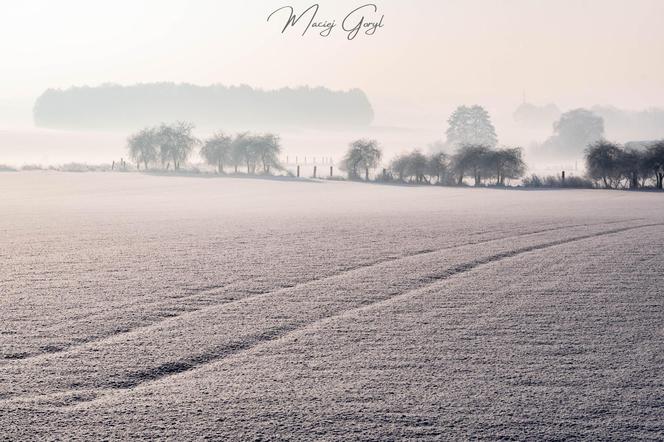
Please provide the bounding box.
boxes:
[144,160,148,170]
[234,165,238,173]
[658,172,664,189]
[365,168,369,181]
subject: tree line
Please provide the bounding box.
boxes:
[126,116,664,191]
[127,122,282,174]
[340,139,526,186]
[585,140,664,189]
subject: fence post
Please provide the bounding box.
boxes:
[313,166,317,178]
[297,165,300,177]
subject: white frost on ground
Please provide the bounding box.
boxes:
[1,172,663,440]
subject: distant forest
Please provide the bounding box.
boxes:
[33,83,374,130]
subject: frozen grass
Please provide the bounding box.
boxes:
[1,172,663,440]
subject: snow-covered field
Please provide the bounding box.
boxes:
[1,172,663,440]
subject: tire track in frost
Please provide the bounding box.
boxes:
[10,221,660,407]
[4,218,642,362]
[3,218,645,363]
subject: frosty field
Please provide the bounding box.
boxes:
[1,172,663,440]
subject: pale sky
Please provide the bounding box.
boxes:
[2,0,664,125]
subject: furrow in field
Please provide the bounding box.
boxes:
[4,218,643,362]
[1,222,659,405]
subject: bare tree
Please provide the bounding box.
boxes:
[645,141,664,189]
[617,148,647,189]
[404,150,428,184]
[427,152,449,184]
[451,144,491,186]
[390,154,410,182]
[252,133,282,173]
[585,140,623,188]
[230,132,255,174]
[127,127,158,170]
[156,122,199,171]
[486,148,526,185]
[341,139,382,180]
[200,131,233,173]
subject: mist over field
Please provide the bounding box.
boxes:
[2,1,664,440]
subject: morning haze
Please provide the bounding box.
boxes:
[4,3,664,439]
[1,0,663,164]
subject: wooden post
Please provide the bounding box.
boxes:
[330,166,333,177]
[297,165,300,177]
[632,171,638,189]
[313,166,317,178]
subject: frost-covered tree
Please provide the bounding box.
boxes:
[229,132,250,173]
[390,151,445,184]
[251,133,282,173]
[127,127,158,170]
[390,154,410,182]
[445,105,498,149]
[585,140,624,188]
[485,148,526,185]
[404,150,428,184]
[645,141,664,189]
[451,144,491,185]
[427,152,449,184]
[231,132,262,174]
[341,139,382,180]
[156,122,199,171]
[200,132,233,173]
